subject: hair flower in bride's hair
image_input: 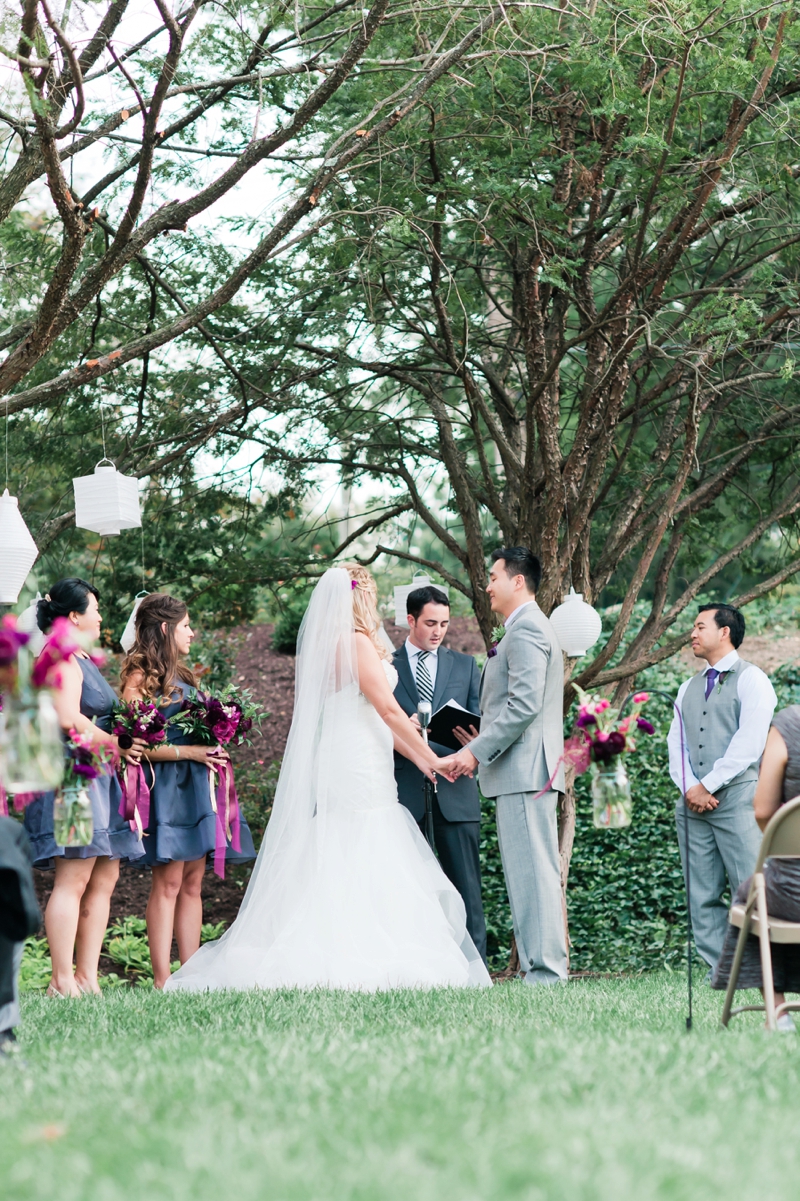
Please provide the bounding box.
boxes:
[351,579,358,590]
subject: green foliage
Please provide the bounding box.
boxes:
[18,937,52,993]
[271,592,312,654]
[237,758,281,849]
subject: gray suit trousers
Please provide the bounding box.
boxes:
[496,789,567,984]
[675,779,762,970]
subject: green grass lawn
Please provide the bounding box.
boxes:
[1,975,797,1201]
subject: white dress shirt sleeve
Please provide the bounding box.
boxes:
[667,679,699,794]
[700,666,777,794]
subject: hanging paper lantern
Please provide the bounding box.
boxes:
[73,460,141,537]
[16,591,45,655]
[549,587,603,658]
[0,489,38,604]
[120,591,149,652]
[392,573,450,628]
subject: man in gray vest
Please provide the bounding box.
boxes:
[443,548,567,985]
[393,585,487,963]
[668,603,776,970]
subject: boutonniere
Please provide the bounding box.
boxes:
[716,667,736,694]
[487,624,506,659]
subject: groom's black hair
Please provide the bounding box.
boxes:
[407,586,450,620]
[698,603,745,649]
[491,547,542,593]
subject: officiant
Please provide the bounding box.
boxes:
[392,586,488,963]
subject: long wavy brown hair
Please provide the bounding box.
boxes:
[120,593,197,702]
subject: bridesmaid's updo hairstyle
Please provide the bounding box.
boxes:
[343,563,391,662]
[120,593,197,703]
[37,578,99,633]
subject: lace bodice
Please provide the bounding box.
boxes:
[383,659,398,689]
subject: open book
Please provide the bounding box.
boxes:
[428,699,481,752]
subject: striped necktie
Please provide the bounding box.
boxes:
[416,650,434,705]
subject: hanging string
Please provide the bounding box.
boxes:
[99,400,108,460]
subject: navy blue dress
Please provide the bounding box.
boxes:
[24,657,145,868]
[143,679,256,867]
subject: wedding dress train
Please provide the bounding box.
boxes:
[166,571,491,992]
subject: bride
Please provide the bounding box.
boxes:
[166,565,491,991]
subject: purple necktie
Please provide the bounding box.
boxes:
[704,668,719,700]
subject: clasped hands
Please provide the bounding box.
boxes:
[684,783,719,813]
[412,718,479,782]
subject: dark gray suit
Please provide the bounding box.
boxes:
[393,644,487,962]
[0,817,41,1036]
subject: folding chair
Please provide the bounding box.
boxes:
[721,795,800,1031]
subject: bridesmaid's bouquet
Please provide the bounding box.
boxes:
[169,684,262,747]
[169,685,265,877]
[54,731,116,848]
[111,699,169,838]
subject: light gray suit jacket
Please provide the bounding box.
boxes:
[469,602,565,799]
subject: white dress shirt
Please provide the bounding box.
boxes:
[667,650,777,795]
[405,638,438,691]
[503,599,538,630]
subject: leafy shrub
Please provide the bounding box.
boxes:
[271,594,311,654]
[238,758,281,849]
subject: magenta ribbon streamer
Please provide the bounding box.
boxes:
[212,760,241,880]
[118,762,151,837]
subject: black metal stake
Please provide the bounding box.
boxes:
[619,687,693,1031]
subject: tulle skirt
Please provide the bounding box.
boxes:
[165,691,490,989]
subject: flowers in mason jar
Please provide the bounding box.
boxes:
[0,615,29,666]
[31,618,105,689]
[572,685,653,763]
[64,730,116,781]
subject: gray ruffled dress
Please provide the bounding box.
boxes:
[712,705,800,993]
[24,657,145,868]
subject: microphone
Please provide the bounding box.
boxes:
[417,701,432,734]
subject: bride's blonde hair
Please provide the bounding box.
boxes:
[343,563,391,661]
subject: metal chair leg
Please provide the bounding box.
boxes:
[754,874,777,1032]
[721,900,754,1028]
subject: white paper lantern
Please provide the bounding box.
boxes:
[0,489,38,604]
[120,592,148,652]
[393,574,450,628]
[16,591,45,655]
[73,460,141,537]
[549,587,602,657]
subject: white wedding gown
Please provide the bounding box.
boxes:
[166,572,491,992]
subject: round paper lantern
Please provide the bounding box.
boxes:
[0,489,38,604]
[549,587,602,657]
[73,460,141,537]
[393,573,449,628]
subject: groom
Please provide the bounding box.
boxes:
[446,548,567,984]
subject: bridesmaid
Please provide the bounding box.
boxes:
[24,579,147,997]
[119,594,255,989]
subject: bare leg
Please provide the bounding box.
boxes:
[74,857,120,994]
[174,857,206,966]
[45,858,95,997]
[147,861,186,989]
